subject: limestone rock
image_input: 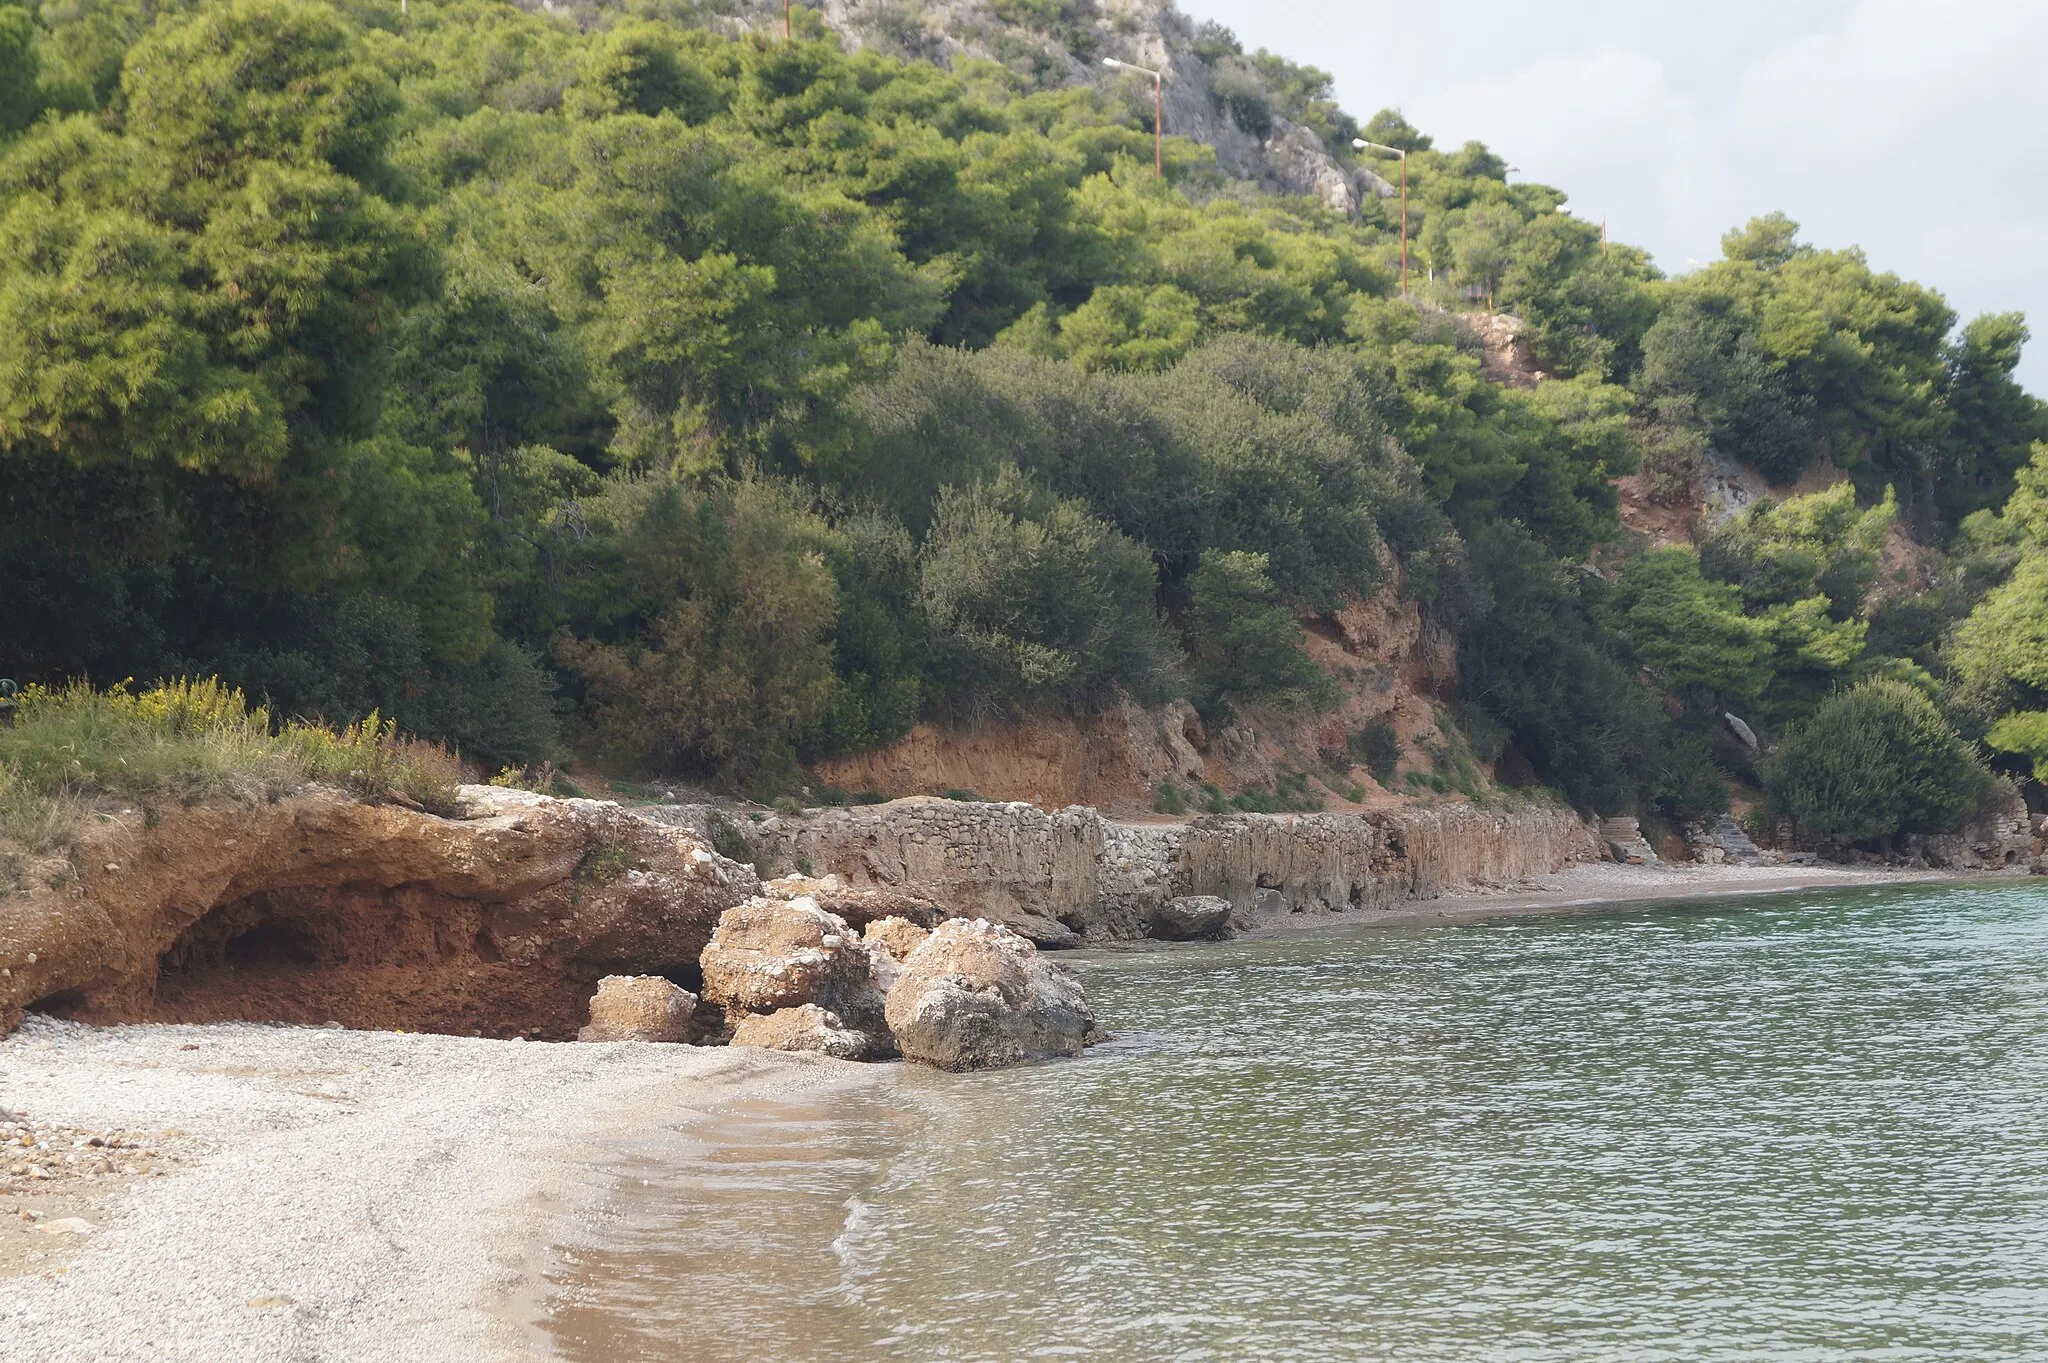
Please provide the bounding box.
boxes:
[1598,817,1660,865]
[862,916,931,963]
[577,974,696,1043]
[729,1004,882,1060]
[757,873,942,930]
[1148,895,1232,940]
[747,798,1597,944]
[698,895,887,1039]
[884,919,1100,1072]
[1,784,758,1041]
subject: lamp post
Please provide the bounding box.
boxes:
[1353,138,1409,296]
[1103,57,1163,178]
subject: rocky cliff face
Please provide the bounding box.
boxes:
[0,786,756,1040]
[1,779,1597,1042]
[749,798,1599,943]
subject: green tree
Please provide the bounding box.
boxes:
[1762,680,1989,843]
[919,466,1178,716]
[1184,550,1333,717]
[555,478,844,787]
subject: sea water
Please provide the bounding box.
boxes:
[543,882,2048,1360]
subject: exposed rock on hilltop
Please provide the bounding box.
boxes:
[529,0,1389,215]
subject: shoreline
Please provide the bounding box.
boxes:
[0,1017,882,1362]
[0,863,2030,1360]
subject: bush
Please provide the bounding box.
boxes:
[1184,550,1334,717]
[1348,719,1402,784]
[1762,680,1991,843]
[919,467,1180,717]
[555,479,844,789]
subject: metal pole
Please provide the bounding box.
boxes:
[1398,150,1408,296]
[1153,73,1163,177]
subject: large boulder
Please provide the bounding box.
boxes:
[862,916,931,963]
[730,1004,880,1060]
[884,918,1100,1072]
[577,975,696,1043]
[698,895,888,1043]
[1147,895,1232,941]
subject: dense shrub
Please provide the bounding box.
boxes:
[918,467,1179,717]
[554,479,843,788]
[1762,680,1990,843]
[1184,550,1333,717]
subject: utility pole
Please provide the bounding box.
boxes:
[1103,58,1164,177]
[1354,139,1409,296]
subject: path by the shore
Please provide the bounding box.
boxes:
[0,1018,874,1363]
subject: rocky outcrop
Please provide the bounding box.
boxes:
[750,798,1598,943]
[729,1003,876,1060]
[0,785,756,1041]
[1147,894,1232,940]
[578,975,697,1043]
[884,919,1101,1071]
[749,799,1104,947]
[679,1,1388,219]
[697,895,892,1052]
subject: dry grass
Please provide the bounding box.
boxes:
[0,679,463,889]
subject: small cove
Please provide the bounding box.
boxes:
[542,881,2048,1360]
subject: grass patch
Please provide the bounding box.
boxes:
[0,678,462,889]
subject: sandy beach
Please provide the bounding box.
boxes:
[0,860,1992,1361]
[0,1019,878,1363]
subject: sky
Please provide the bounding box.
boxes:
[1183,0,2048,393]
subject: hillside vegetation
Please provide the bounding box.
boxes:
[4,0,2045,846]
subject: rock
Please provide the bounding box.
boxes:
[1147,895,1232,941]
[0,784,759,1041]
[729,1004,882,1061]
[1687,814,1766,867]
[758,875,944,931]
[576,975,696,1043]
[698,896,888,1040]
[39,1217,93,1235]
[884,918,1100,1072]
[1597,817,1660,865]
[862,916,930,963]
[1253,886,1289,917]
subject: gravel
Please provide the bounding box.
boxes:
[0,1015,874,1362]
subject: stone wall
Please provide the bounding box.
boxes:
[744,798,1599,944]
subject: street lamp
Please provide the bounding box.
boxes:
[1354,137,1409,296]
[1103,57,1163,178]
